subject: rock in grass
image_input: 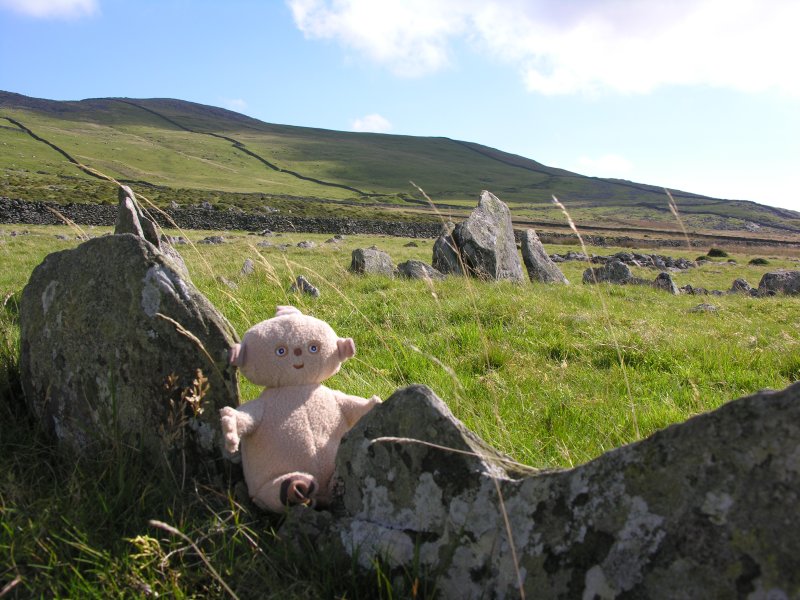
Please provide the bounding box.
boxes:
[199,235,225,245]
[284,382,800,599]
[432,222,463,276]
[453,191,524,282]
[652,271,679,294]
[349,248,394,276]
[521,229,568,284]
[19,234,239,476]
[240,258,255,276]
[758,270,800,295]
[396,260,444,280]
[289,275,320,298]
[582,258,634,284]
[730,278,753,294]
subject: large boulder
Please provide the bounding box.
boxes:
[758,270,800,295]
[349,247,394,276]
[19,234,239,477]
[432,222,464,276]
[520,229,568,284]
[452,191,524,282]
[284,382,800,599]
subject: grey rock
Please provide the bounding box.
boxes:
[758,270,800,296]
[168,201,180,211]
[349,248,394,276]
[240,258,255,276]
[285,382,800,599]
[432,222,463,276]
[582,259,634,284]
[297,241,316,249]
[256,241,272,248]
[403,241,419,248]
[652,271,679,294]
[521,229,568,284]
[19,234,239,475]
[730,278,753,294]
[452,191,524,282]
[216,276,238,290]
[200,201,214,211]
[690,303,718,313]
[198,236,225,245]
[288,275,320,298]
[396,260,444,280]
[565,250,588,262]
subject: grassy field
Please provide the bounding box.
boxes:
[1,223,799,597]
[4,91,800,238]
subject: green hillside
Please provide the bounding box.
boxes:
[2,90,799,237]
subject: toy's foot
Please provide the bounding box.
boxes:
[280,475,317,507]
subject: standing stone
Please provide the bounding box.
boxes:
[521,229,568,284]
[19,235,239,477]
[289,275,321,298]
[432,222,463,276]
[583,259,634,284]
[758,270,800,295]
[396,260,444,280]
[241,258,255,276]
[349,248,394,276]
[652,271,679,294]
[284,382,800,599]
[453,191,524,282]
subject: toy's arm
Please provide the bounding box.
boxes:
[335,391,381,428]
[219,400,264,454]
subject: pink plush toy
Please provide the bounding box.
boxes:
[220,306,380,512]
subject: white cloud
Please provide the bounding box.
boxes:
[575,154,634,178]
[351,113,392,133]
[223,98,248,112]
[0,0,98,18]
[287,0,800,96]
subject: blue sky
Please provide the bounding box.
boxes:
[1,0,798,213]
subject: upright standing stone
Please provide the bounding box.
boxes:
[521,229,568,284]
[432,222,464,276]
[19,235,239,477]
[453,191,524,282]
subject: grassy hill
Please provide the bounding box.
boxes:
[2,90,799,239]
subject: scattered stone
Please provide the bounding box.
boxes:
[349,248,394,276]
[582,259,634,284]
[325,237,342,244]
[730,278,753,294]
[216,276,238,290]
[396,260,444,280]
[690,303,718,313]
[521,229,568,284]
[240,258,255,276]
[652,271,679,294]
[282,382,800,598]
[258,229,273,237]
[758,271,800,296]
[19,235,239,475]
[452,191,524,282]
[297,241,316,249]
[432,222,463,276]
[403,241,419,248]
[55,234,69,240]
[198,236,225,245]
[200,201,214,211]
[256,241,273,248]
[168,201,180,211]
[288,275,321,298]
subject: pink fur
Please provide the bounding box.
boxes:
[220,306,380,512]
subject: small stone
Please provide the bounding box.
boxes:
[690,303,718,313]
[404,241,419,248]
[288,275,320,298]
[396,260,444,280]
[241,258,255,276]
[198,236,225,245]
[652,271,679,294]
[297,241,316,249]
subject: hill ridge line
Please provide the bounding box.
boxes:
[115,100,375,197]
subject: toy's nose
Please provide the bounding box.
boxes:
[293,347,302,357]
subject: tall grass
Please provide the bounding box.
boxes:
[1,222,798,596]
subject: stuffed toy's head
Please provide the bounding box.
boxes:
[229,306,355,387]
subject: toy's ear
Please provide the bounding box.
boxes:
[337,338,356,361]
[275,305,302,318]
[229,343,245,367]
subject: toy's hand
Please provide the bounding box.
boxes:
[219,406,241,454]
[369,395,382,405]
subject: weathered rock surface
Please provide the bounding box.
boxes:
[19,234,239,476]
[283,382,800,599]
[240,258,255,276]
[758,270,800,295]
[396,260,444,280]
[289,275,321,298]
[521,229,568,284]
[453,191,524,282]
[582,259,635,284]
[349,247,394,276]
[432,222,464,276]
[652,271,679,294]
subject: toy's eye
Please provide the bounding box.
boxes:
[275,346,287,357]
[308,343,319,354]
